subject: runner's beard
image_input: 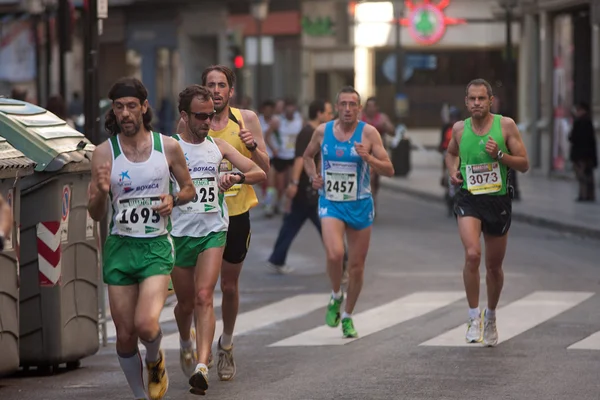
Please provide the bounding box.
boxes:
[215,98,229,114]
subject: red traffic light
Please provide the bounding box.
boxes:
[234,55,244,69]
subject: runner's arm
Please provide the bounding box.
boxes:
[264,116,280,157]
[302,124,324,180]
[501,117,530,173]
[87,142,111,221]
[241,109,271,173]
[164,136,195,205]
[365,125,394,177]
[379,114,395,136]
[216,138,267,185]
[445,122,462,176]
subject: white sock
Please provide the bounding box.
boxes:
[331,290,343,300]
[220,333,233,349]
[117,349,148,399]
[195,363,208,373]
[468,307,481,319]
[140,330,163,363]
[485,308,496,320]
[180,337,193,350]
[341,312,352,320]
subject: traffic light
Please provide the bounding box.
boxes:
[227,29,245,72]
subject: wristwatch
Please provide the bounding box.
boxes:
[290,180,299,186]
[172,194,180,207]
[246,141,258,152]
[496,150,504,160]
[233,171,246,184]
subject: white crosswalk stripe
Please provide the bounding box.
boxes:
[103,290,598,351]
[567,331,600,350]
[269,291,465,347]
[419,291,595,347]
[161,293,328,349]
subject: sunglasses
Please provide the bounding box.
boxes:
[190,111,216,121]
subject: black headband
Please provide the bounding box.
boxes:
[110,85,146,102]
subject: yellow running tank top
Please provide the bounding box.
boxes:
[209,107,258,216]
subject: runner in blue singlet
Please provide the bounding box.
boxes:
[303,86,395,339]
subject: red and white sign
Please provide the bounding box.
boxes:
[60,185,71,242]
[37,221,61,287]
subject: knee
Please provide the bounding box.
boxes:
[485,264,503,277]
[134,315,159,340]
[325,247,344,266]
[176,296,195,317]
[464,247,481,269]
[220,277,239,297]
[115,324,137,350]
[195,287,214,309]
[348,262,365,280]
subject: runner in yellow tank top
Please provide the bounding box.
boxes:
[201,65,270,382]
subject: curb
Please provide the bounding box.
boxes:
[381,180,600,240]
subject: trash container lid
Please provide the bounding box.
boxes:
[0,135,35,178]
[0,98,95,172]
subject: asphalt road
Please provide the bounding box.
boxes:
[1,188,599,400]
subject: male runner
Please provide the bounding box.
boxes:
[360,97,394,211]
[303,86,394,338]
[169,85,265,394]
[266,99,333,273]
[202,65,270,381]
[445,78,529,347]
[88,77,195,400]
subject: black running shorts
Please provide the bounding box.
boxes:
[223,211,251,264]
[453,189,512,236]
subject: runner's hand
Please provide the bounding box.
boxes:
[485,137,499,158]
[354,142,371,162]
[449,170,463,185]
[238,128,255,147]
[219,173,239,192]
[96,162,111,194]
[153,194,173,217]
[311,174,324,190]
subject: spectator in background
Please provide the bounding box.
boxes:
[10,87,27,101]
[569,102,597,202]
[68,91,83,119]
[47,95,75,128]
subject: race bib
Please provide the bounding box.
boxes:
[285,134,297,150]
[466,162,502,194]
[178,177,219,213]
[115,196,164,236]
[324,161,358,201]
[219,160,241,197]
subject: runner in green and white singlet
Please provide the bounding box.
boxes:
[169,85,265,396]
[88,77,194,400]
[445,78,529,348]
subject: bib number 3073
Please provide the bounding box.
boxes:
[178,177,218,214]
[115,196,164,236]
[324,161,358,201]
[466,162,501,195]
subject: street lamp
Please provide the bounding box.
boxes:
[251,0,269,105]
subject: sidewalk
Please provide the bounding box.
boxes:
[381,150,600,239]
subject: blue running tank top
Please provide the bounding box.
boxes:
[320,121,371,202]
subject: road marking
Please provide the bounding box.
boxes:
[568,331,600,350]
[269,291,465,347]
[420,291,595,347]
[161,293,328,349]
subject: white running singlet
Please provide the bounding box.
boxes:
[170,135,228,238]
[108,132,171,238]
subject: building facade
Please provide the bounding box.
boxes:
[518,0,600,178]
[352,0,520,127]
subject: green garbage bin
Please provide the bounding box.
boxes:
[0,137,35,377]
[0,98,99,373]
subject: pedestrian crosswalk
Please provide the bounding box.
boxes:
[104,290,600,351]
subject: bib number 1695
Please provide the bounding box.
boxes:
[118,207,160,225]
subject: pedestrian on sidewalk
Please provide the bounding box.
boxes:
[569,102,597,202]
